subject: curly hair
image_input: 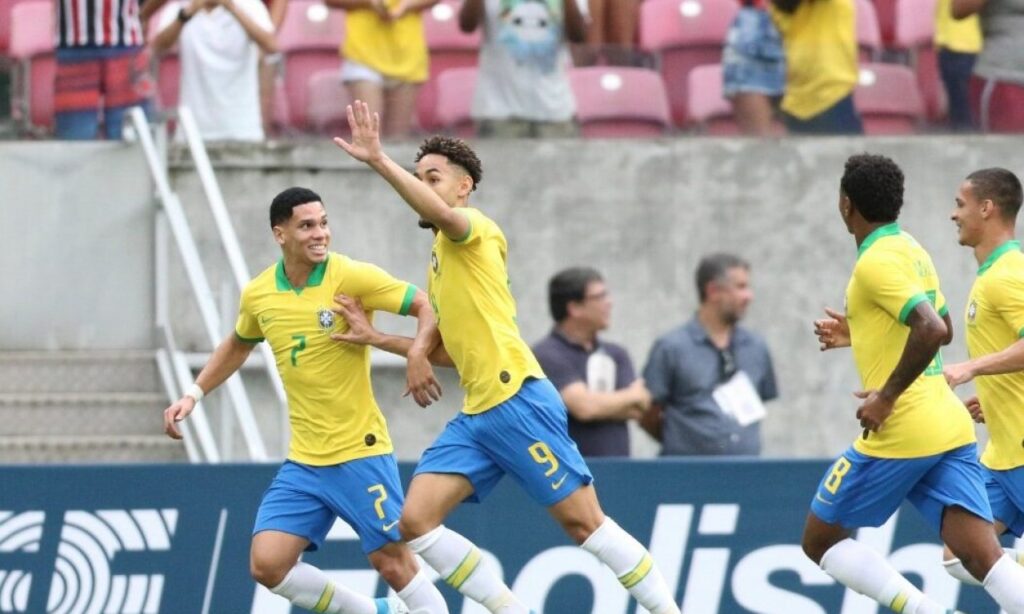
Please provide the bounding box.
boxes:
[966,167,1022,220]
[840,153,904,223]
[415,136,483,191]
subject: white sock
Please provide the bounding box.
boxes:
[580,517,680,614]
[944,547,1023,586]
[396,569,449,614]
[820,539,945,614]
[982,554,1024,613]
[407,525,528,613]
[270,562,376,614]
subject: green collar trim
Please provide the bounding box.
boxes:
[857,223,901,259]
[978,240,1021,275]
[276,258,328,295]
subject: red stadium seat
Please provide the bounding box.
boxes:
[685,63,739,134]
[568,66,671,137]
[9,1,55,132]
[854,63,925,134]
[856,0,883,60]
[277,0,345,130]
[0,0,33,55]
[893,0,946,121]
[306,68,352,134]
[417,0,480,131]
[638,0,739,127]
[435,66,476,137]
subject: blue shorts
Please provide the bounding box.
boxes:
[722,7,785,97]
[414,378,594,507]
[253,455,404,554]
[810,444,992,532]
[985,465,1024,537]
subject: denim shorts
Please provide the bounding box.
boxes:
[722,7,786,97]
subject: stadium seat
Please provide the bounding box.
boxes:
[434,66,476,137]
[873,0,898,47]
[856,0,883,60]
[417,0,480,131]
[9,1,55,133]
[277,0,345,130]
[854,63,925,134]
[685,63,738,135]
[893,0,946,121]
[568,66,671,137]
[306,68,352,135]
[638,0,739,127]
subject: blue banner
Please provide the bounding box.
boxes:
[0,461,1014,613]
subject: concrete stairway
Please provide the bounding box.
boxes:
[0,351,188,463]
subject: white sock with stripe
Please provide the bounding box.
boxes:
[944,548,1023,586]
[820,539,946,614]
[270,561,377,614]
[580,517,680,614]
[982,553,1024,612]
[396,568,450,613]
[407,525,528,613]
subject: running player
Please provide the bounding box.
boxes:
[941,168,1024,584]
[331,102,681,614]
[808,154,1024,613]
[163,187,448,614]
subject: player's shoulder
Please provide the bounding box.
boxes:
[242,261,280,298]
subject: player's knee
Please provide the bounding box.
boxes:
[250,552,291,588]
[800,532,829,565]
[372,553,416,588]
[561,516,602,545]
[398,516,434,543]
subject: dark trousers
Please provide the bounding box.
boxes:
[938,47,977,131]
[783,93,864,135]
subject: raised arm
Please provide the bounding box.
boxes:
[458,0,484,32]
[219,0,278,53]
[151,0,203,54]
[562,0,586,43]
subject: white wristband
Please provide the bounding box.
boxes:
[184,383,205,403]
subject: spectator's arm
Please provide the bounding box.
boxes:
[951,0,985,18]
[141,0,173,25]
[222,0,278,53]
[267,0,288,30]
[560,379,650,422]
[459,0,484,32]
[151,0,201,53]
[563,0,586,43]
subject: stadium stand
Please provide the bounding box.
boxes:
[435,65,476,137]
[854,62,926,134]
[306,68,351,135]
[9,0,54,133]
[892,0,946,121]
[569,66,672,138]
[417,0,480,132]
[277,0,345,131]
[856,0,884,60]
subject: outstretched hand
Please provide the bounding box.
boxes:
[333,100,383,165]
[814,307,851,351]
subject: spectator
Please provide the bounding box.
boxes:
[259,0,289,136]
[532,267,650,458]
[153,0,277,141]
[722,0,786,136]
[641,253,778,456]
[582,0,639,66]
[459,0,587,138]
[953,0,1024,133]
[55,0,158,139]
[769,0,862,134]
[327,0,438,138]
[935,0,981,131]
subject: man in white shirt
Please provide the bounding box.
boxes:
[153,0,277,141]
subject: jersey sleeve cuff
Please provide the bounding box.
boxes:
[451,211,473,244]
[938,304,949,317]
[235,331,264,344]
[398,284,417,316]
[898,293,929,324]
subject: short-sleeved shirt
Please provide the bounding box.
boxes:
[965,241,1024,470]
[642,318,778,456]
[342,2,429,82]
[235,253,417,466]
[846,224,975,459]
[770,0,858,120]
[975,0,1024,84]
[427,207,545,414]
[934,0,982,54]
[532,329,635,457]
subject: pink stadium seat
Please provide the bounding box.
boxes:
[856,0,883,60]
[417,0,480,131]
[277,0,345,130]
[9,1,55,132]
[306,68,352,134]
[435,66,476,137]
[854,63,925,134]
[685,63,739,135]
[568,66,671,137]
[638,0,739,127]
[893,0,945,121]
[873,0,897,47]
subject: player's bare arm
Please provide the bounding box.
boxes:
[814,307,851,350]
[404,291,444,407]
[163,333,256,439]
[332,101,470,241]
[331,294,456,368]
[945,337,1024,388]
[856,302,948,432]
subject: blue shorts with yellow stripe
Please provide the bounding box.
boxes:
[253,454,404,554]
[811,443,992,531]
[414,377,594,507]
[985,464,1024,537]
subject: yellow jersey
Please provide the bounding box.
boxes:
[935,0,982,54]
[428,207,545,414]
[342,2,429,83]
[965,241,1024,470]
[235,252,417,465]
[771,0,859,120]
[847,224,975,458]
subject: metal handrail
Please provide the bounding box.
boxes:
[130,106,268,462]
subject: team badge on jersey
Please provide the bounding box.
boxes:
[968,300,977,322]
[431,250,439,273]
[317,307,335,331]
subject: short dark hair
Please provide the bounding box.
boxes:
[840,153,905,223]
[966,167,1023,221]
[548,267,604,322]
[696,253,749,303]
[270,187,322,228]
[415,136,483,191]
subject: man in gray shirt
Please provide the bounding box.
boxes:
[953,0,1024,132]
[641,253,778,456]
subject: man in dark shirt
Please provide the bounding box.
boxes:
[533,267,650,457]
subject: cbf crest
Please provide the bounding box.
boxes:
[968,300,978,322]
[431,249,439,274]
[317,306,335,331]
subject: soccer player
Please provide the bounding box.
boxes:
[330,102,681,614]
[162,187,449,614]
[808,154,1024,613]
[941,168,1024,584]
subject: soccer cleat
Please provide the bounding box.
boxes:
[375,596,410,614]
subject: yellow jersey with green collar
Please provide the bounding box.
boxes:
[235,252,417,466]
[965,240,1024,470]
[428,207,545,414]
[847,224,975,458]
